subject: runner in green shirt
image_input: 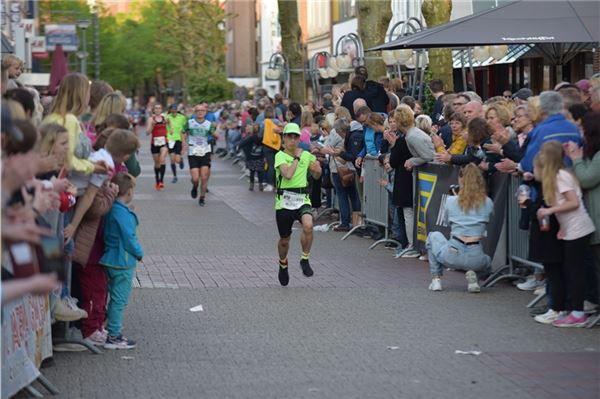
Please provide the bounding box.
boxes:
[274,123,322,286]
[166,104,188,183]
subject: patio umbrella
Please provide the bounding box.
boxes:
[368,0,599,57]
[48,45,69,95]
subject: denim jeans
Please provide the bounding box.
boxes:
[391,205,408,248]
[331,172,361,227]
[426,231,491,277]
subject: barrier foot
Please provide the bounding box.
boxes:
[53,337,102,354]
[327,221,341,230]
[482,266,521,287]
[527,292,546,308]
[24,385,43,398]
[585,313,600,328]
[314,207,338,220]
[341,224,365,241]
[37,374,60,395]
[369,239,401,250]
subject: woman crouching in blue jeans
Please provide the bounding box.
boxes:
[426,163,493,293]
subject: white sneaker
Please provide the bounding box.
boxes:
[54,297,88,321]
[400,248,420,258]
[534,309,561,325]
[465,271,480,293]
[584,300,599,314]
[263,184,274,192]
[517,278,546,291]
[84,329,108,346]
[428,278,442,291]
[533,286,546,296]
[418,255,428,261]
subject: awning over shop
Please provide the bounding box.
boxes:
[369,1,599,52]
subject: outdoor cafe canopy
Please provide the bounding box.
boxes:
[368,0,599,64]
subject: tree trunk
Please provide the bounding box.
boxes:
[421,0,454,92]
[278,0,306,103]
[357,0,392,79]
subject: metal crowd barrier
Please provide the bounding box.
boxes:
[341,156,400,249]
[483,176,546,306]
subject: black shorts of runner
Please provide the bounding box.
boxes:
[168,140,182,155]
[188,154,211,169]
[275,204,313,238]
[150,143,167,154]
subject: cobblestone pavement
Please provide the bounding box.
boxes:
[41,139,600,399]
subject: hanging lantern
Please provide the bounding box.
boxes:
[404,55,416,69]
[473,46,490,63]
[326,67,338,78]
[328,57,339,72]
[265,68,280,80]
[382,50,397,66]
[421,51,429,67]
[336,54,352,69]
[490,45,508,60]
[318,68,329,79]
[394,49,413,63]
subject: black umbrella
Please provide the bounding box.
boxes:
[369,0,599,51]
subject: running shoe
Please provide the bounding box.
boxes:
[278,265,289,286]
[465,270,480,293]
[191,185,198,199]
[401,248,420,258]
[534,309,562,325]
[552,312,588,328]
[300,259,313,277]
[199,197,205,207]
[104,335,136,350]
[428,278,442,291]
[517,277,546,291]
[84,330,107,346]
[155,183,161,191]
[172,176,178,184]
[158,182,165,189]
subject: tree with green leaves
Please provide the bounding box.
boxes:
[421,0,454,92]
[278,0,306,103]
[357,0,392,79]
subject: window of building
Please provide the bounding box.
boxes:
[333,0,356,22]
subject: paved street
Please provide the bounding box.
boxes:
[42,138,599,399]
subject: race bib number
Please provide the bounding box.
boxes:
[168,140,176,149]
[281,190,305,210]
[153,136,166,146]
[191,136,211,156]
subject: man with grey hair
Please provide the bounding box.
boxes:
[352,98,367,117]
[516,91,583,173]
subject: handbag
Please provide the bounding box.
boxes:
[332,155,355,188]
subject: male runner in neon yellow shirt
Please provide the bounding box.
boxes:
[274,123,322,286]
[166,104,189,183]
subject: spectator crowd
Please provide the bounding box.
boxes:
[1,51,600,396]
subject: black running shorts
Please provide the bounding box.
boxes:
[275,204,313,238]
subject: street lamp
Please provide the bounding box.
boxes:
[265,52,290,98]
[333,33,364,70]
[77,19,90,76]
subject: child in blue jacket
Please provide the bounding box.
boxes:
[100,172,144,349]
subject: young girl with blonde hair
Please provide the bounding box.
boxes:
[534,140,595,327]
